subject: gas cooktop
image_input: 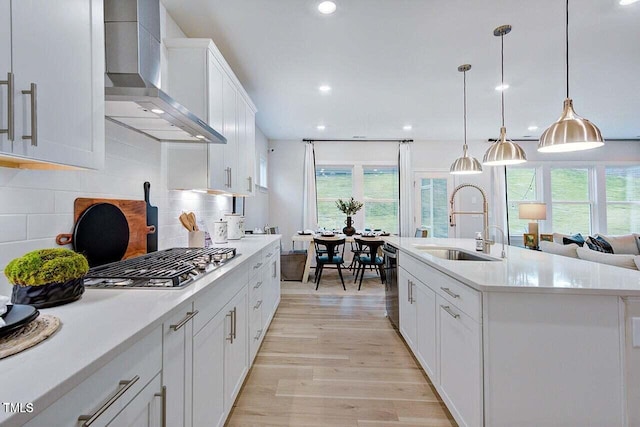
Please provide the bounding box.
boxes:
[84,247,238,289]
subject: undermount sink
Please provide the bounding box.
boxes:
[418,248,501,262]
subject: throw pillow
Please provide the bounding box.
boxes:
[562,233,585,247]
[576,247,638,270]
[539,241,579,258]
[595,234,639,255]
[586,236,614,254]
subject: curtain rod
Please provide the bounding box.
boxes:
[303,139,413,143]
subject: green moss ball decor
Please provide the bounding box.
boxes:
[5,248,89,308]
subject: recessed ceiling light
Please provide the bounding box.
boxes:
[528,125,538,131]
[317,125,326,130]
[620,0,639,5]
[318,1,337,14]
[151,108,165,114]
[403,125,412,131]
[195,135,205,139]
[318,85,331,93]
[495,83,510,91]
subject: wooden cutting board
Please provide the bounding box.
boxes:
[66,198,155,260]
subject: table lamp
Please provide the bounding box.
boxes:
[518,203,547,245]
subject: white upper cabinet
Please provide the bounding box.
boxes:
[166,38,257,195]
[1,0,104,169]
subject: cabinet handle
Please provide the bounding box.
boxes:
[232,306,237,340]
[266,252,273,258]
[407,280,411,303]
[0,72,14,140]
[410,281,415,304]
[253,281,263,289]
[254,329,262,340]
[247,176,252,192]
[273,261,277,279]
[21,83,37,146]
[226,309,234,343]
[229,167,232,188]
[254,300,263,310]
[154,385,167,427]
[78,375,140,425]
[440,287,460,299]
[441,305,460,319]
[253,262,263,270]
[170,310,199,331]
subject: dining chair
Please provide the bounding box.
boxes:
[353,237,385,290]
[313,237,346,291]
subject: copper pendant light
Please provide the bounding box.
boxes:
[538,0,604,153]
[483,25,527,166]
[450,64,483,175]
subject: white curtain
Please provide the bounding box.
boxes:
[490,166,509,242]
[302,141,318,230]
[399,141,413,237]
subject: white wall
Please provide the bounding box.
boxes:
[268,138,640,251]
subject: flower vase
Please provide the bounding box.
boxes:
[343,216,356,236]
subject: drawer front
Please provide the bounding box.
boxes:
[25,326,162,427]
[401,252,481,321]
[249,306,263,362]
[248,271,265,302]
[250,285,263,321]
[248,251,265,277]
[263,242,278,263]
[194,264,248,335]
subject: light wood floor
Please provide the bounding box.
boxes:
[226,269,457,427]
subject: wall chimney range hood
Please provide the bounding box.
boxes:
[104,0,225,144]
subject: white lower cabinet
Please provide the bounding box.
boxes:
[162,303,196,427]
[192,304,226,427]
[398,268,417,352]
[24,327,163,427]
[106,373,163,427]
[398,252,482,427]
[223,287,249,409]
[437,295,482,427]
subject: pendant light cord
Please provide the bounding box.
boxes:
[463,69,468,149]
[501,33,505,127]
[566,0,570,99]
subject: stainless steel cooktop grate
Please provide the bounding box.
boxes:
[84,247,237,288]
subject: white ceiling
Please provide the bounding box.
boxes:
[162,0,640,142]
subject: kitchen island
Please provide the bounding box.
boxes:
[0,235,281,427]
[386,236,640,427]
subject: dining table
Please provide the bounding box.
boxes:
[291,233,388,283]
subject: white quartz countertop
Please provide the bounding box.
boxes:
[0,235,280,427]
[386,236,640,296]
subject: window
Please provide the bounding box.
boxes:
[606,166,640,234]
[415,174,450,238]
[551,168,592,235]
[258,155,268,188]
[315,164,399,233]
[316,167,353,230]
[363,166,398,233]
[506,168,538,237]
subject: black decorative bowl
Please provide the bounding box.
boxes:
[11,277,85,309]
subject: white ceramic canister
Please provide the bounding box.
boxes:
[212,220,228,244]
[224,213,243,240]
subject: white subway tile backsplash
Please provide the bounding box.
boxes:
[27,214,74,240]
[0,188,55,214]
[0,215,27,243]
[0,123,232,293]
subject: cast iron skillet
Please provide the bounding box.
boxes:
[56,203,130,267]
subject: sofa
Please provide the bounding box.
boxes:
[539,233,640,270]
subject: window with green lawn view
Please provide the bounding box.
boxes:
[506,168,538,237]
[316,167,353,231]
[551,168,592,235]
[606,166,640,234]
[315,165,399,233]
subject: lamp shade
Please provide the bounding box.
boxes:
[538,99,604,153]
[483,127,527,166]
[519,203,547,220]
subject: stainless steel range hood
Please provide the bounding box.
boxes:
[104,0,225,144]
